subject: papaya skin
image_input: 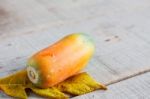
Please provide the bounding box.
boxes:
[27,33,95,88]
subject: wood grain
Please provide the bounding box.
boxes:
[0,31,150,98]
[0,0,61,38]
[0,0,150,98]
[0,0,150,40]
[73,72,150,99]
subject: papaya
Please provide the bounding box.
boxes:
[27,33,95,88]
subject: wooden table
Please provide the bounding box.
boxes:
[0,0,150,99]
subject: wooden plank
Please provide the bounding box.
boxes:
[0,0,150,40]
[0,0,61,39]
[73,72,150,99]
[0,0,150,98]
[0,30,150,98]
[1,70,150,99]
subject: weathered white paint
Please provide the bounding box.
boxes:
[0,0,150,98]
[0,30,150,98]
[1,0,150,40]
[73,72,150,99]
[0,0,61,39]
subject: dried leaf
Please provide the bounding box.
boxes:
[0,70,28,85]
[55,72,107,95]
[0,85,27,99]
[0,70,106,99]
[31,87,68,99]
[0,70,67,99]
[0,70,28,99]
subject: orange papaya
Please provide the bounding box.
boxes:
[27,33,95,88]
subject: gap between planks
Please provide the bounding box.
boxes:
[106,68,150,86]
[72,69,150,99]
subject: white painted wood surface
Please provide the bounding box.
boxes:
[73,72,150,99]
[0,28,150,98]
[0,0,150,98]
[1,0,150,40]
[0,0,61,38]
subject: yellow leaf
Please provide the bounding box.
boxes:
[0,70,67,99]
[55,72,107,95]
[30,87,68,99]
[0,70,106,99]
[0,85,27,99]
[0,70,28,99]
[0,70,28,85]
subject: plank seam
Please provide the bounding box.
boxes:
[106,68,150,86]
